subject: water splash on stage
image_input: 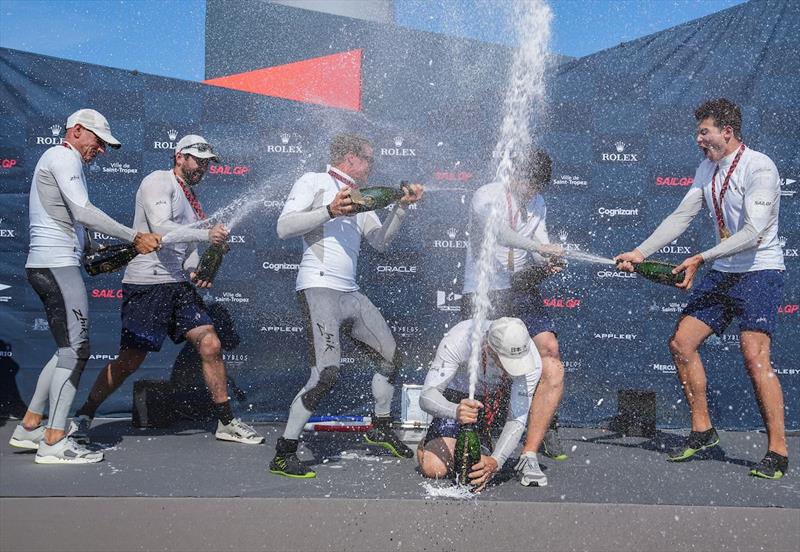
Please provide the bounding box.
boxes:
[467,0,553,399]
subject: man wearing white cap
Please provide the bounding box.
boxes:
[417,317,544,490]
[71,134,264,446]
[9,109,161,464]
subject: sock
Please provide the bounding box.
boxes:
[213,400,234,425]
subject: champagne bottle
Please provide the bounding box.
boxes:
[453,423,482,486]
[83,244,138,276]
[622,260,685,286]
[194,243,230,284]
[350,182,412,213]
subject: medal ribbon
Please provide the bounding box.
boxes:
[328,169,358,189]
[174,172,207,221]
[710,143,745,239]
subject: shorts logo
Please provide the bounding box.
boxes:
[316,322,337,352]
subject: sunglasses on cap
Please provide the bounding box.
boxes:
[181,142,215,153]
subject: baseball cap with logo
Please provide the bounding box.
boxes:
[487,317,536,377]
[175,134,221,162]
[65,109,121,149]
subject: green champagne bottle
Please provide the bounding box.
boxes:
[624,260,685,286]
[194,243,230,283]
[453,423,482,486]
[350,182,412,213]
[83,244,138,276]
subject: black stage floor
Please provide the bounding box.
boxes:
[1,418,797,551]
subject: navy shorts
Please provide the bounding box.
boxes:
[421,389,498,455]
[120,283,214,352]
[683,269,785,337]
[462,288,556,338]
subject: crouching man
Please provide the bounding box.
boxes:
[417,317,544,490]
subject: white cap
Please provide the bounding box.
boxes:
[175,134,220,162]
[66,109,121,149]
[487,317,536,377]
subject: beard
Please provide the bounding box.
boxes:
[180,166,205,185]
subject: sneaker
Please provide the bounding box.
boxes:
[515,451,548,487]
[364,424,414,458]
[68,415,93,444]
[215,418,265,444]
[667,427,720,462]
[541,428,568,461]
[35,437,103,464]
[9,424,44,450]
[269,437,316,478]
[749,451,789,480]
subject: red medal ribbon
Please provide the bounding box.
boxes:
[328,169,358,189]
[710,143,745,239]
[174,172,207,221]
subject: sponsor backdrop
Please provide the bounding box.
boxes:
[0,0,797,429]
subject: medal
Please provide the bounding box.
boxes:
[710,144,745,244]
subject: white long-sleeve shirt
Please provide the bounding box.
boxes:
[463,181,550,293]
[27,143,137,268]
[419,320,542,467]
[123,170,209,284]
[638,146,784,272]
[277,166,407,292]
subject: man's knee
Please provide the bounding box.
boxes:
[418,447,451,479]
[534,332,560,360]
[668,331,697,359]
[193,328,222,359]
[301,365,340,411]
[377,349,402,384]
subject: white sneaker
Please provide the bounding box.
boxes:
[215,418,264,444]
[35,437,104,464]
[68,415,93,444]
[9,424,44,450]
[515,451,548,487]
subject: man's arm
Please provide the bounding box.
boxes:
[138,177,208,243]
[276,174,359,239]
[50,161,138,243]
[362,184,423,251]
[634,186,704,258]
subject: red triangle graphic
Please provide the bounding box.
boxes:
[204,49,362,111]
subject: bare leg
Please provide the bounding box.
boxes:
[668,316,715,431]
[77,348,148,419]
[521,331,563,453]
[740,331,787,456]
[418,437,456,479]
[185,325,228,403]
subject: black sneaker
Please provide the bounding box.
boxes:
[269,437,316,478]
[364,416,414,458]
[749,451,788,480]
[667,427,720,462]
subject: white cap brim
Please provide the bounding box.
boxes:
[496,349,536,377]
[181,147,220,162]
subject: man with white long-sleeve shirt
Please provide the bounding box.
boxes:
[9,109,161,464]
[269,133,424,478]
[617,98,788,480]
[71,134,263,446]
[417,317,543,490]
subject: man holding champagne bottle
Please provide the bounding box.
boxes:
[616,98,788,479]
[70,134,264,446]
[9,109,161,463]
[462,148,569,486]
[269,133,423,478]
[416,318,542,491]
